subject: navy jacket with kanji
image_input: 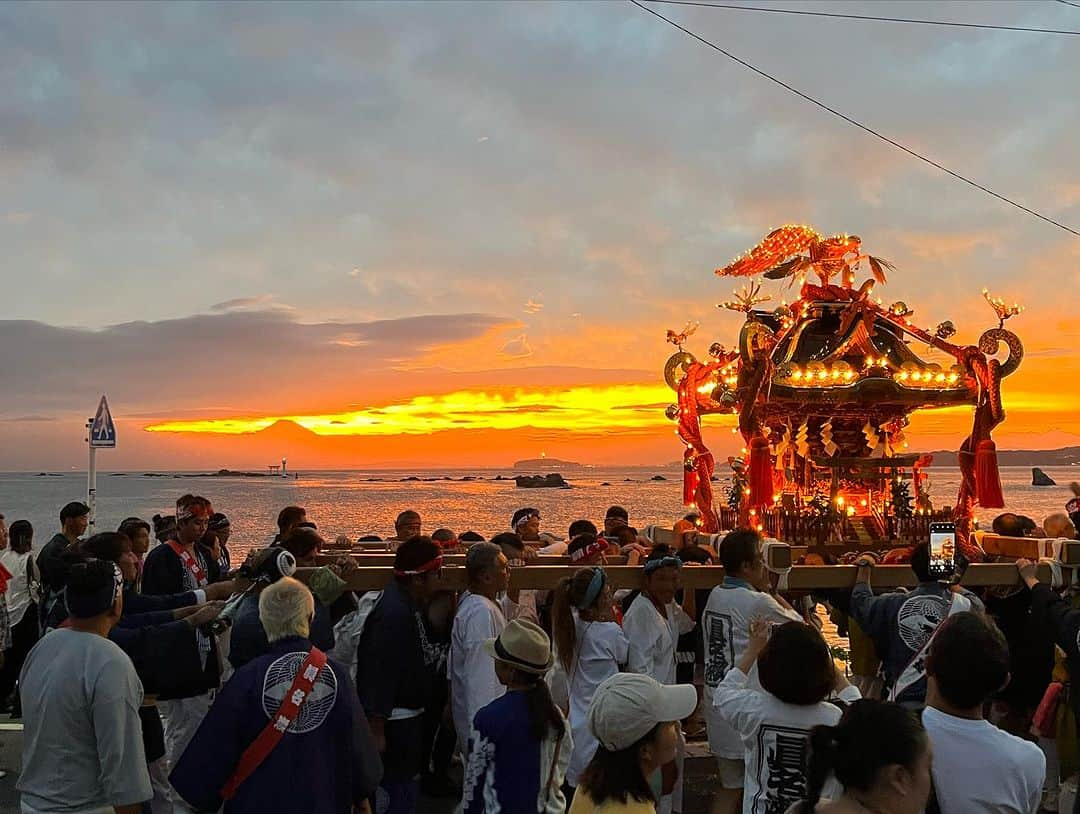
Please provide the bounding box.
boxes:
[170,635,382,814]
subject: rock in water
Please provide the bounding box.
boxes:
[515,473,569,489]
[1032,467,1057,487]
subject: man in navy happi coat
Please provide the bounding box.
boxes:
[170,577,382,813]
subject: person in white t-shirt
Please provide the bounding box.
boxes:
[622,546,696,814]
[450,542,512,752]
[923,610,1045,814]
[550,566,629,802]
[715,618,862,814]
[704,529,802,813]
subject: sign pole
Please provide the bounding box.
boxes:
[86,417,97,532]
[87,395,116,533]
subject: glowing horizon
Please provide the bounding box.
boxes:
[144,383,698,437]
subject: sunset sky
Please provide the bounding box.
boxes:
[2,1,1078,470]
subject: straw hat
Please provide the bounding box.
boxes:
[483,619,553,675]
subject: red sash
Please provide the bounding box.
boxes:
[167,541,207,587]
[221,647,328,800]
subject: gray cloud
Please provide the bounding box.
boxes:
[0,309,510,418]
[1,1,1075,335]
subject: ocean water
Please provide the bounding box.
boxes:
[1,465,1076,559]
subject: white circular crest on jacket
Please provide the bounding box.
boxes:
[261,651,338,734]
[896,594,948,651]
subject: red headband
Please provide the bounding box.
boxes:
[570,539,606,563]
[176,502,213,522]
[393,554,444,577]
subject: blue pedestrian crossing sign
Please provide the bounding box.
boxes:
[90,395,117,448]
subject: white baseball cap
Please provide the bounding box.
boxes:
[588,673,698,751]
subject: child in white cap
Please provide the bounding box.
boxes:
[569,673,698,814]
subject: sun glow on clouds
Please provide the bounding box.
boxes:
[144,384,704,437]
[143,377,1078,442]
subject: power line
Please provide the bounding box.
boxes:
[629,0,1080,239]
[1056,0,1080,9]
[645,0,1080,35]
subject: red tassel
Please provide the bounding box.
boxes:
[975,439,1005,508]
[748,437,773,508]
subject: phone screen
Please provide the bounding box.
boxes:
[929,523,956,577]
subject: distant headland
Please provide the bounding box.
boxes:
[924,446,1080,467]
[513,458,582,469]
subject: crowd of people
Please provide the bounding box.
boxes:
[0,492,1079,814]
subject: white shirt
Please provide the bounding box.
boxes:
[703,582,802,758]
[537,541,569,556]
[562,617,629,786]
[500,590,539,625]
[622,593,695,685]
[0,549,34,627]
[715,666,860,814]
[922,705,1045,814]
[450,592,507,751]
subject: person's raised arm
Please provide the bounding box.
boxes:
[714,618,770,736]
[735,616,770,675]
[1018,558,1080,658]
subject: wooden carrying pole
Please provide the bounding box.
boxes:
[299,540,1080,593]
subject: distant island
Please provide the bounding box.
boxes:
[513,457,582,469]
[141,469,292,479]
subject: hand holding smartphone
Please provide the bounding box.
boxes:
[928,521,957,580]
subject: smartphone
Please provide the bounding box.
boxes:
[928,521,957,580]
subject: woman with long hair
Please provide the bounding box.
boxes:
[461,619,570,813]
[792,699,931,814]
[0,520,38,716]
[551,566,629,802]
[570,673,698,813]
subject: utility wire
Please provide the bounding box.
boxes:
[1056,0,1080,9]
[629,0,1080,239]
[645,0,1080,35]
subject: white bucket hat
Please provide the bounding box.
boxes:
[588,673,697,751]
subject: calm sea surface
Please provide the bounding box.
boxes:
[1,465,1076,559]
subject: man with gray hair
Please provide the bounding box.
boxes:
[170,577,382,814]
[450,542,512,752]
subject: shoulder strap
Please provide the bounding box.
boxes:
[541,727,566,808]
[220,648,328,800]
